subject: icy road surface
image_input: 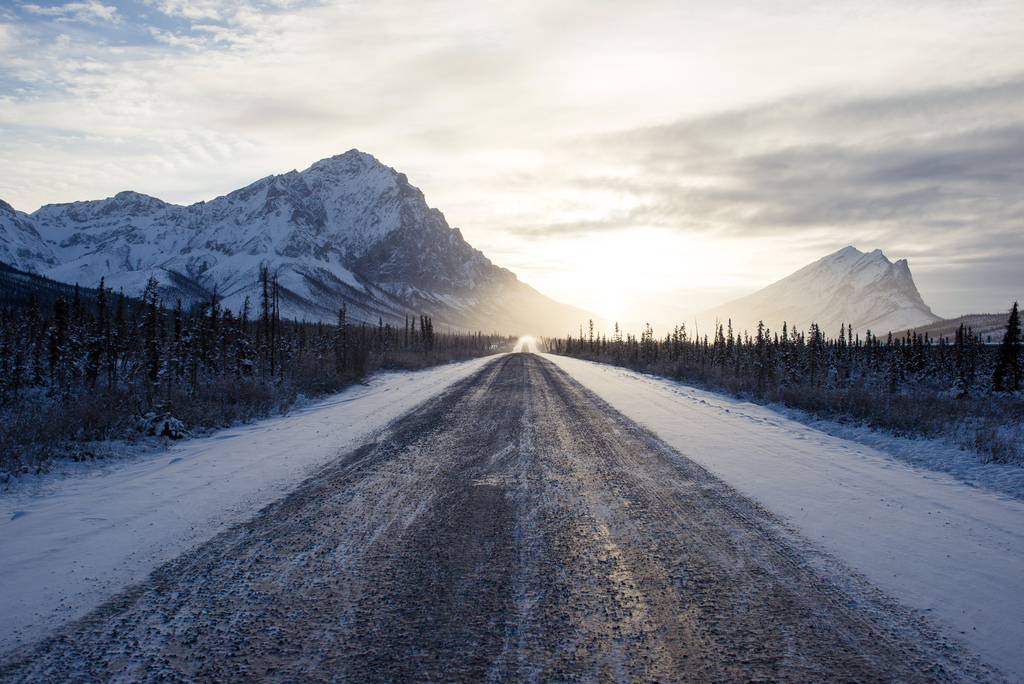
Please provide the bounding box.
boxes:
[0,353,997,682]
[0,355,500,656]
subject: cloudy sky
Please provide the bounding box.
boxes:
[1,0,1022,324]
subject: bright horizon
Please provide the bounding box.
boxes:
[2,0,1023,323]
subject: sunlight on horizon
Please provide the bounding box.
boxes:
[507,228,814,326]
[513,336,537,353]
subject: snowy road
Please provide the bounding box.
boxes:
[0,353,995,682]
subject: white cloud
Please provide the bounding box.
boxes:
[0,24,17,51]
[145,0,225,22]
[21,0,121,24]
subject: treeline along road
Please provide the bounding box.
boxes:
[0,352,994,682]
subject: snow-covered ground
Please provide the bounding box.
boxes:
[0,356,496,655]
[3,349,1023,680]
[543,353,1024,681]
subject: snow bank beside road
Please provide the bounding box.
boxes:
[0,355,498,656]
[545,353,1024,681]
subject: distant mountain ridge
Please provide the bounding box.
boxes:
[0,150,591,335]
[695,246,942,337]
[915,312,1010,343]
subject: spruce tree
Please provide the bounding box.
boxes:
[335,305,347,374]
[259,266,270,378]
[755,320,769,395]
[49,296,69,389]
[141,278,162,407]
[86,277,108,388]
[954,323,970,396]
[992,302,1022,392]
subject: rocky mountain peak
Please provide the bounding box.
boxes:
[697,246,941,337]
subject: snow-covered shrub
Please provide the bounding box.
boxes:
[138,413,188,440]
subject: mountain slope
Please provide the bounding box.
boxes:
[7,151,590,335]
[0,200,59,273]
[695,246,942,337]
[916,312,1011,343]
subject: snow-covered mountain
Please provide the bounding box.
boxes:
[1,150,591,335]
[0,200,59,272]
[695,246,942,338]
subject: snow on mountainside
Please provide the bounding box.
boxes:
[4,151,591,335]
[916,313,1011,343]
[696,246,942,337]
[0,200,58,272]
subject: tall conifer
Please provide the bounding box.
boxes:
[992,302,1022,392]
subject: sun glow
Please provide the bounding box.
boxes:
[507,228,766,327]
[513,336,536,353]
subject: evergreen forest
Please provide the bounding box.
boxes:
[0,265,514,478]
[546,306,1024,467]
